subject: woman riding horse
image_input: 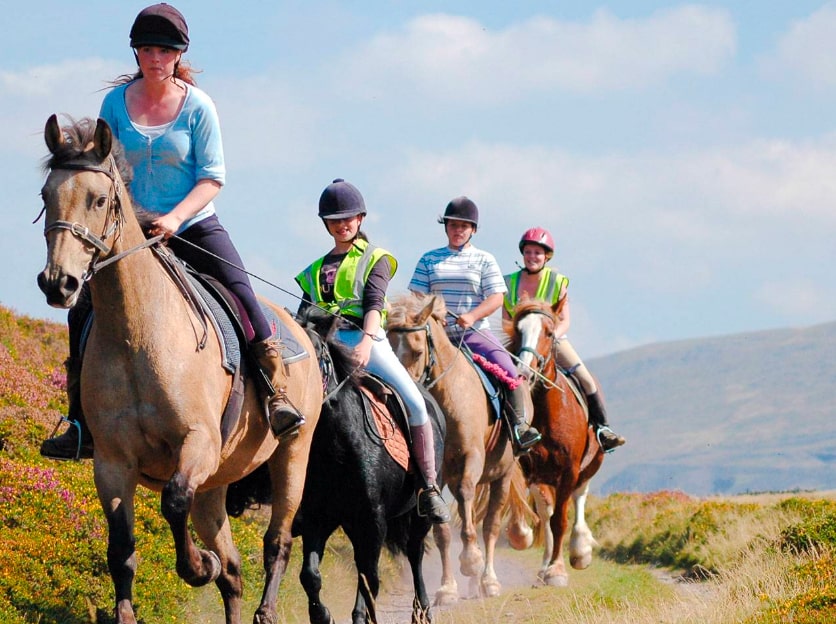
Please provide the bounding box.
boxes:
[502,226,625,452]
[41,3,302,460]
[295,178,450,524]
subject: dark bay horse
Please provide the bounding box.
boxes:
[503,297,604,586]
[387,293,531,603]
[36,115,322,624]
[296,307,445,624]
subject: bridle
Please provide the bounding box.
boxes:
[515,308,558,390]
[36,156,163,280]
[386,319,467,390]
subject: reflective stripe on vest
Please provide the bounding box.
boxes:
[296,239,397,321]
[502,267,569,317]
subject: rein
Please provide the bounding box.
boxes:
[513,308,564,393]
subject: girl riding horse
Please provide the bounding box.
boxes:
[295,178,450,524]
[502,226,625,452]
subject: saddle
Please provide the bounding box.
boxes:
[355,373,411,472]
[79,246,309,445]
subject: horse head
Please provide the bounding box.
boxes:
[387,292,446,383]
[36,114,128,308]
[297,304,362,389]
[508,297,562,384]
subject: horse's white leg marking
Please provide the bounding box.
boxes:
[569,481,596,570]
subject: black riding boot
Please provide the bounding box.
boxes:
[40,357,94,460]
[587,391,625,452]
[505,385,542,456]
[251,337,306,439]
[410,421,450,524]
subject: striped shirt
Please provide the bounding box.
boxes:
[408,244,507,337]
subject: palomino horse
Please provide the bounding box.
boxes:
[296,306,445,624]
[503,297,604,586]
[387,292,531,603]
[36,115,322,624]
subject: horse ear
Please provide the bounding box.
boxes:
[553,296,565,317]
[418,296,436,324]
[44,114,63,154]
[93,118,113,161]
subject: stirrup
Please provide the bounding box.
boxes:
[512,426,542,457]
[596,426,625,453]
[417,485,451,524]
[40,417,93,461]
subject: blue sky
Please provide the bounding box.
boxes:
[3,1,835,357]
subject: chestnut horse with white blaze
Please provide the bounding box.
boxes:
[503,297,604,587]
[36,115,322,624]
[387,292,532,603]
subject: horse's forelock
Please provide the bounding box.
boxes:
[43,116,133,185]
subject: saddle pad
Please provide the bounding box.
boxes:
[359,385,410,472]
[186,273,309,369]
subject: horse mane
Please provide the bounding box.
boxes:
[387,291,447,325]
[296,305,362,385]
[42,115,158,230]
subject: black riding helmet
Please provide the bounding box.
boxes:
[438,196,479,229]
[130,3,190,51]
[318,179,367,219]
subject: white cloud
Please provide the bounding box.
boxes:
[769,3,836,87]
[337,6,736,102]
[0,58,126,157]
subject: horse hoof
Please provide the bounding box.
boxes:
[544,573,569,587]
[433,587,459,607]
[570,553,593,569]
[481,580,502,598]
[253,608,278,624]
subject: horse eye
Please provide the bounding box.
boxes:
[95,195,108,209]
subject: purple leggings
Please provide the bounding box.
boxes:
[168,215,271,342]
[453,329,520,389]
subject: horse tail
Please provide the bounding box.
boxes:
[505,461,539,550]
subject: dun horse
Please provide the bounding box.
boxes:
[387,292,531,602]
[503,297,604,586]
[36,115,322,624]
[295,307,445,624]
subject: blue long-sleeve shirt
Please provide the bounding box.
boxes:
[99,82,225,232]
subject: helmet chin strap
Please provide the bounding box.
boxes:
[517,260,545,274]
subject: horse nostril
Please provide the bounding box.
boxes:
[61,274,80,297]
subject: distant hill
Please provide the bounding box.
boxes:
[589,321,836,496]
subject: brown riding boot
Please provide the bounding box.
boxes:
[586,391,625,452]
[505,385,542,456]
[410,421,450,524]
[251,337,305,439]
[40,357,94,460]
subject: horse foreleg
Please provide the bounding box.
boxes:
[569,481,597,570]
[345,524,383,624]
[406,520,432,624]
[541,486,572,587]
[479,477,510,598]
[192,488,243,624]
[94,461,139,624]
[249,455,305,624]
[530,484,556,574]
[454,476,484,581]
[161,471,221,587]
[431,521,458,606]
[300,526,336,624]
